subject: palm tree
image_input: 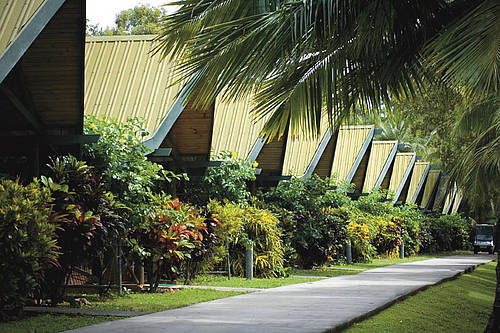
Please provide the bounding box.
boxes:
[157,0,491,139]
[449,98,500,332]
[428,2,499,330]
[157,0,499,330]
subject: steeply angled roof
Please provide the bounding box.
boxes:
[331,125,374,183]
[388,152,416,202]
[0,0,66,84]
[363,140,398,193]
[282,116,331,177]
[85,35,184,139]
[406,162,430,204]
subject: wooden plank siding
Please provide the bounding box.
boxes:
[0,0,85,178]
[163,100,214,157]
[2,0,84,132]
[256,136,288,175]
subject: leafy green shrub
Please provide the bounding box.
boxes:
[208,201,284,278]
[204,151,257,204]
[347,209,404,261]
[370,216,402,257]
[392,206,423,256]
[421,213,473,252]
[40,156,127,303]
[261,176,352,268]
[347,214,377,262]
[348,191,424,258]
[0,179,56,319]
[262,175,351,213]
[181,214,220,285]
[349,189,395,216]
[83,115,186,227]
[285,207,349,268]
[129,193,217,291]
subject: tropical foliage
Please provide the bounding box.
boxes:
[208,200,285,278]
[128,193,214,292]
[0,179,56,320]
[156,0,498,140]
[203,151,257,204]
[87,5,165,36]
[39,156,127,304]
[83,115,187,227]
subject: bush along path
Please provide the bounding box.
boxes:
[0,117,476,322]
[64,254,494,333]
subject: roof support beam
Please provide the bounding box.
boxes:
[373,141,398,189]
[0,85,44,134]
[0,0,66,83]
[392,154,416,203]
[410,163,431,204]
[304,128,333,177]
[248,136,266,161]
[346,126,375,183]
[143,94,185,151]
[143,74,200,152]
[149,148,172,157]
[424,171,442,211]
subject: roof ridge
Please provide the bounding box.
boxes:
[86,35,157,42]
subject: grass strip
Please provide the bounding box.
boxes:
[343,260,496,333]
[1,289,244,333]
[84,288,244,313]
[188,275,322,288]
[0,314,120,333]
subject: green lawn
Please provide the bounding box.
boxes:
[76,288,244,313]
[0,314,119,333]
[344,261,496,333]
[0,289,244,333]
[189,275,322,288]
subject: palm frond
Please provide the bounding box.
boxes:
[448,97,500,204]
[156,0,472,138]
[425,0,500,97]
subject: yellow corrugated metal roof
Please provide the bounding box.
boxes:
[362,140,397,192]
[282,116,331,176]
[388,152,415,194]
[420,169,440,209]
[0,0,45,57]
[331,125,373,181]
[406,162,429,204]
[451,190,463,214]
[212,95,268,158]
[85,35,183,139]
[442,185,457,214]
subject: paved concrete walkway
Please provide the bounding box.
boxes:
[65,254,494,333]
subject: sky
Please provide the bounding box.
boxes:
[86,0,177,28]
